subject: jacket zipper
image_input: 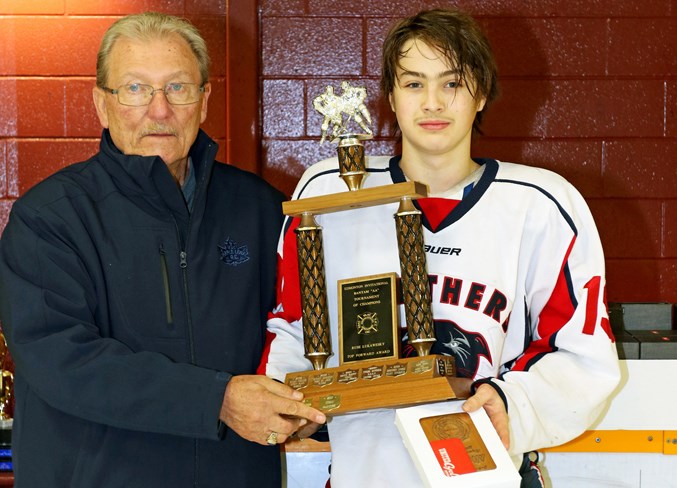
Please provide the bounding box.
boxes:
[174,146,216,487]
[159,245,174,327]
[173,226,200,488]
[172,223,196,364]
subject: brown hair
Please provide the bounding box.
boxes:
[381,8,499,134]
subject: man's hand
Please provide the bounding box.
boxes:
[461,383,510,450]
[294,420,323,440]
[220,375,326,446]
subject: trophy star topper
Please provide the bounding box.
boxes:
[314,81,373,144]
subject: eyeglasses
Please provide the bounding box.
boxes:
[100,82,205,106]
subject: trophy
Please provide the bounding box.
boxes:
[0,332,12,450]
[283,82,464,415]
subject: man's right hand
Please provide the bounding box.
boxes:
[219,375,326,446]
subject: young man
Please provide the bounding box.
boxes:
[261,8,620,487]
[0,12,325,487]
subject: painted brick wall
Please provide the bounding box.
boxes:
[260,0,677,304]
[1,1,675,305]
[0,0,227,229]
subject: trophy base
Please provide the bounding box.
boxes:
[285,355,469,416]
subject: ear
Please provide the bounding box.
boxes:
[388,92,396,113]
[199,82,212,124]
[92,87,109,128]
[476,96,486,113]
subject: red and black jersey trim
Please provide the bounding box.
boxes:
[388,156,499,233]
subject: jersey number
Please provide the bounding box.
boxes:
[583,276,614,341]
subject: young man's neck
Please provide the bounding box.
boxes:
[399,151,479,196]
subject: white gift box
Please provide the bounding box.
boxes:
[395,401,521,488]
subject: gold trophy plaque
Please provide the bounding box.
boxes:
[283,82,463,415]
[338,273,399,365]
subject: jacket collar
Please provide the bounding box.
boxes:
[97,129,219,222]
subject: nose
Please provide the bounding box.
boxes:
[422,87,444,113]
[146,90,173,119]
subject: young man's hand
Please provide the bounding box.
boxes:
[462,383,510,450]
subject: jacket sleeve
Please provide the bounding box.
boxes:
[492,183,621,455]
[0,201,229,440]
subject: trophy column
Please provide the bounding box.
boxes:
[395,198,436,357]
[295,213,332,370]
[295,134,367,371]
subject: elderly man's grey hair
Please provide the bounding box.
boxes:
[96,12,210,87]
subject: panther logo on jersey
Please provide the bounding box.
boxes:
[432,320,492,378]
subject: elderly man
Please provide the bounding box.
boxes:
[0,12,324,487]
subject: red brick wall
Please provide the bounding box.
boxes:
[260,0,677,304]
[1,1,675,305]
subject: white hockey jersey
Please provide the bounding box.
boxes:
[261,155,620,487]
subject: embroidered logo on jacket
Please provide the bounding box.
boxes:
[218,238,250,266]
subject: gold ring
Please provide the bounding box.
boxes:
[266,431,279,446]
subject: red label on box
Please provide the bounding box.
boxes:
[429,438,477,477]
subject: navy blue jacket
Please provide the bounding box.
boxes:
[0,130,284,487]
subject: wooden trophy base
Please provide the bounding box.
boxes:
[285,355,469,416]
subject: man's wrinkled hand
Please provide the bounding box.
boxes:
[220,375,326,446]
[294,420,323,440]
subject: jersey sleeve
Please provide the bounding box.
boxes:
[494,181,621,455]
[258,213,315,381]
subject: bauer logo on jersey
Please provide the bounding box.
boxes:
[356,312,379,334]
[424,245,461,256]
[218,237,250,266]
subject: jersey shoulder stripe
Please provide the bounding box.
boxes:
[494,178,578,236]
[295,155,394,199]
